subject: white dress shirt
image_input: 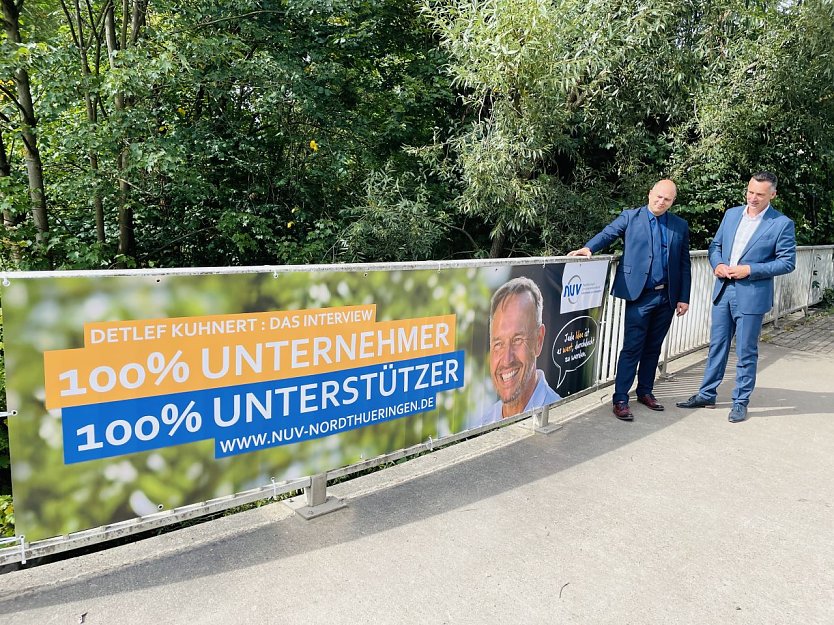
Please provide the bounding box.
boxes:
[730,205,770,266]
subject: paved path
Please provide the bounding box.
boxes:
[2,313,834,625]
[763,309,834,354]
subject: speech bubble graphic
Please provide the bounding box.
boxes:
[551,315,598,388]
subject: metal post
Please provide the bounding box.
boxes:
[533,405,562,435]
[805,249,820,318]
[305,473,328,508]
[774,279,783,329]
[284,472,346,520]
[658,335,673,381]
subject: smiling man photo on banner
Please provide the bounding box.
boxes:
[480,277,561,426]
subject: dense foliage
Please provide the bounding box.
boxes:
[2,1,833,270]
[424,0,834,254]
[1,0,461,269]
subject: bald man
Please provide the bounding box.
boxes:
[568,179,691,421]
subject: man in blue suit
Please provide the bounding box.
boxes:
[677,172,796,423]
[569,179,691,421]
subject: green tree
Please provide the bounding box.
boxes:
[0,0,457,269]
[424,0,834,254]
[1,0,50,262]
[423,0,692,256]
[669,0,834,247]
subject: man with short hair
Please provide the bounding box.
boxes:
[569,179,691,421]
[677,172,796,423]
[481,277,561,425]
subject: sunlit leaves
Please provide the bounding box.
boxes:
[424,0,834,254]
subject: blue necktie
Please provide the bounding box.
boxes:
[651,216,665,287]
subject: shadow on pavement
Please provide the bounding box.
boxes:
[4,337,832,615]
[1,390,690,611]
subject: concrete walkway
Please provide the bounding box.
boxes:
[764,309,834,354]
[2,313,833,625]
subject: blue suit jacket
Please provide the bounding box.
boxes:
[586,206,691,306]
[708,205,796,314]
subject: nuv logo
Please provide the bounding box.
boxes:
[563,276,583,303]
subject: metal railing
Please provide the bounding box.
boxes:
[597,246,834,384]
[2,246,832,567]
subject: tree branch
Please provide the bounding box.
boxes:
[185,10,284,32]
[0,83,25,116]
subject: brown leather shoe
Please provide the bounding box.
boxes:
[637,394,665,411]
[613,401,634,421]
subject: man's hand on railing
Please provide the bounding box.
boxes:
[567,247,592,257]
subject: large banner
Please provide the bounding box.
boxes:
[2,260,608,540]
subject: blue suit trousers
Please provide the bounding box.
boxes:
[698,282,764,406]
[614,289,674,404]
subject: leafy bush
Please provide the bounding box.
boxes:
[821,287,834,309]
[0,496,13,538]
